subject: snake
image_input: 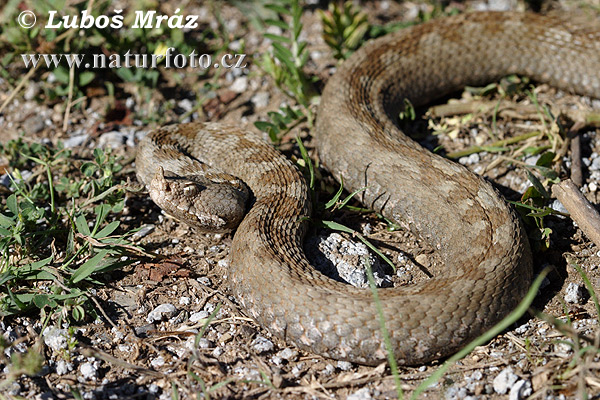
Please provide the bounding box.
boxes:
[136,11,600,365]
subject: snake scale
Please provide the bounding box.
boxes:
[136,11,600,365]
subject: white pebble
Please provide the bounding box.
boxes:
[42,327,69,352]
[493,367,519,394]
[509,380,532,400]
[79,362,97,380]
[151,356,165,368]
[347,388,372,400]
[337,360,353,371]
[230,76,248,93]
[251,335,274,354]
[564,282,584,304]
[147,304,177,323]
[179,296,190,306]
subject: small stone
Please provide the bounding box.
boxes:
[251,92,270,109]
[178,99,194,112]
[179,297,190,306]
[524,155,540,166]
[42,326,69,352]
[308,232,392,288]
[149,383,160,394]
[151,356,165,368]
[550,199,568,214]
[229,40,242,52]
[189,311,209,322]
[147,304,177,323]
[23,114,45,134]
[509,380,532,400]
[589,182,598,192]
[55,360,73,375]
[590,156,600,172]
[252,335,274,354]
[98,131,127,149]
[24,83,40,100]
[197,277,211,286]
[212,347,223,357]
[493,367,519,394]
[230,76,248,93]
[322,364,335,375]
[347,388,372,400]
[458,153,480,166]
[135,323,155,336]
[0,174,11,188]
[415,253,429,267]
[337,360,352,371]
[446,386,468,399]
[278,348,298,361]
[564,282,584,304]
[554,341,573,357]
[79,362,97,380]
[291,362,304,377]
[132,224,155,240]
[217,259,229,268]
[470,370,483,381]
[63,133,88,148]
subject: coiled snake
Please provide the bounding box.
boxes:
[136,11,600,365]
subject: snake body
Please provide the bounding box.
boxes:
[136,12,600,365]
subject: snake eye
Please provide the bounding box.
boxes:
[183,184,198,197]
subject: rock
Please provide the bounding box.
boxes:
[63,134,89,148]
[278,348,298,361]
[251,92,270,109]
[550,199,568,214]
[151,356,165,368]
[179,297,190,306]
[79,362,97,380]
[493,367,519,394]
[147,304,177,323]
[24,83,40,101]
[42,326,69,352]
[564,282,584,304]
[197,277,211,286]
[230,76,248,93]
[55,360,73,375]
[307,232,392,289]
[337,360,352,371]
[347,388,372,400]
[132,224,155,240]
[509,380,532,400]
[189,311,209,322]
[251,335,274,354]
[23,114,46,134]
[458,153,480,166]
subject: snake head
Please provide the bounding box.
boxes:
[148,166,249,232]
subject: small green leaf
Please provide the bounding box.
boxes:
[536,151,555,167]
[71,250,108,283]
[325,179,345,209]
[95,221,120,238]
[263,33,291,43]
[526,171,550,199]
[7,194,18,215]
[33,294,58,309]
[75,214,90,236]
[264,19,289,30]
